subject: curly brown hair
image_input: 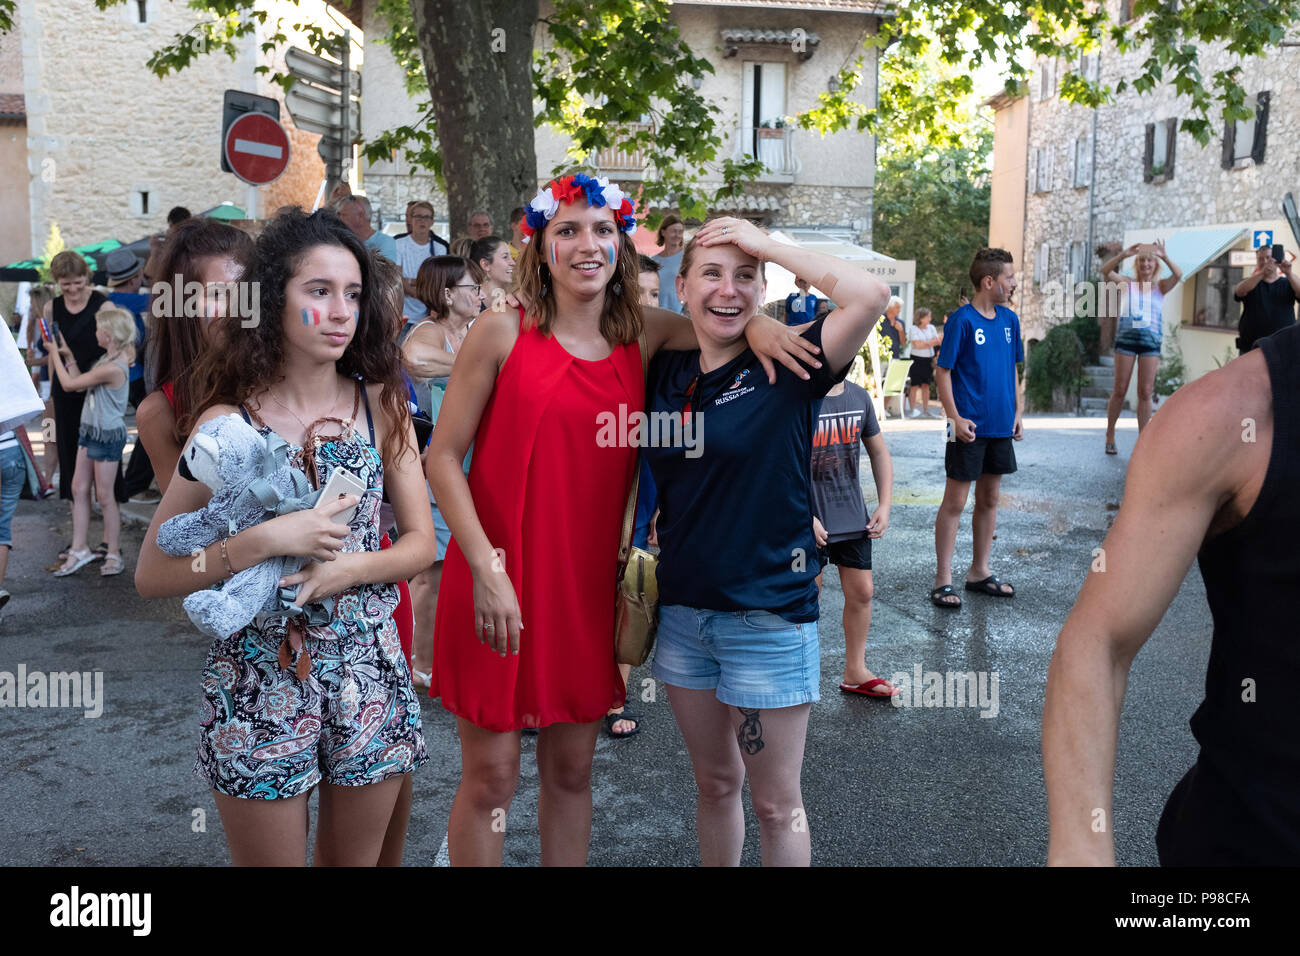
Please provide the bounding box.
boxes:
[189,208,414,468]
[515,204,643,346]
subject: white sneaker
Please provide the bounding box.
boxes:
[909,409,922,418]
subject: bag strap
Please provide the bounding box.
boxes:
[617,329,649,576]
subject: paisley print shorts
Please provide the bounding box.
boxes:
[195,611,428,799]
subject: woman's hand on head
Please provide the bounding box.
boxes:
[694,217,773,261]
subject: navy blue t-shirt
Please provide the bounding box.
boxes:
[935,303,1023,438]
[644,316,847,622]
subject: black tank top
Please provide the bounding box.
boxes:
[51,290,108,397]
[1157,322,1300,864]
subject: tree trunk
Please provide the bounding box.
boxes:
[409,0,538,242]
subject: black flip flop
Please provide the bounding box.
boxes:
[930,585,962,610]
[964,575,1015,598]
[603,711,642,739]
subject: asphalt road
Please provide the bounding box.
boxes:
[0,411,1210,866]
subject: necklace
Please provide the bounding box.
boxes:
[267,379,350,436]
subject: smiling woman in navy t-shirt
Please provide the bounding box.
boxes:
[644,216,890,867]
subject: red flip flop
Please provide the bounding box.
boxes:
[840,679,900,698]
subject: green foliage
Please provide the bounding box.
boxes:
[1069,312,1100,365]
[796,0,1300,149]
[1025,323,1086,412]
[37,223,66,284]
[534,0,764,221]
[1155,324,1187,396]
[874,130,992,323]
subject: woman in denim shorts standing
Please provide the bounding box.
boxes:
[643,217,889,865]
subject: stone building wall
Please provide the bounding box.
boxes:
[1010,0,1300,347]
[360,1,881,244]
[16,0,347,255]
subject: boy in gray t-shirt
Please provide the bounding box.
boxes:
[811,379,897,697]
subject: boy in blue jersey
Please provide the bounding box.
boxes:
[930,248,1024,609]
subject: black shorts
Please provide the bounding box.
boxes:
[818,533,872,570]
[944,435,1017,482]
[909,355,934,386]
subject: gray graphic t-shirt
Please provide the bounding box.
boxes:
[810,381,880,542]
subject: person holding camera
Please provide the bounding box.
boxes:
[1235,243,1299,354]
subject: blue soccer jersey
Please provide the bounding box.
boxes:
[936,303,1023,438]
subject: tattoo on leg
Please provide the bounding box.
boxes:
[736,707,765,755]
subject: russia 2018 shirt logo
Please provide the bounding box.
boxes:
[728,369,750,390]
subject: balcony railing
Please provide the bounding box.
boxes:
[592,123,654,174]
[738,125,799,177]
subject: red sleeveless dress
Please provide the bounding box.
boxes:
[431,314,641,731]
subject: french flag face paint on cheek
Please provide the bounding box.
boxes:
[549,242,558,266]
[301,308,320,325]
[604,243,616,266]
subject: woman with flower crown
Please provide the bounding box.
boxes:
[425,173,819,865]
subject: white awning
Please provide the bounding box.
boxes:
[1118,226,1247,279]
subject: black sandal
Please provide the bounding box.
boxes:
[603,711,641,739]
[964,575,1015,598]
[930,585,962,609]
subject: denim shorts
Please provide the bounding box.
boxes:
[652,604,820,709]
[430,499,451,561]
[0,444,26,548]
[77,429,126,462]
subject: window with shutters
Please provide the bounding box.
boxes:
[1144,119,1177,182]
[1073,134,1090,187]
[1072,241,1089,284]
[1223,92,1269,168]
[1035,147,1053,192]
[1078,53,1099,84]
[1038,60,1055,100]
[1034,242,1050,287]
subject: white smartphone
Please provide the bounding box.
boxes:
[314,466,367,525]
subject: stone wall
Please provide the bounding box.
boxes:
[360,2,880,244]
[1010,0,1300,346]
[17,0,348,256]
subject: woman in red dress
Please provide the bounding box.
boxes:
[426,174,818,865]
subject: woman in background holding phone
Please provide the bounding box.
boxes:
[135,209,435,865]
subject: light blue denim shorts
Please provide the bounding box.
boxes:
[652,604,820,709]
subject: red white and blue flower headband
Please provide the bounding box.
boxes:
[520,173,637,243]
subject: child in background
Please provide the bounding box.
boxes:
[45,307,136,576]
[930,248,1024,610]
[811,376,896,696]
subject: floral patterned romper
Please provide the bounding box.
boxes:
[194,382,427,799]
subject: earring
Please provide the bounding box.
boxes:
[611,281,623,296]
[538,267,550,298]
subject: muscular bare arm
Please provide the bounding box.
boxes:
[1042,353,1272,864]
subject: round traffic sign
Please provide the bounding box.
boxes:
[223,112,291,186]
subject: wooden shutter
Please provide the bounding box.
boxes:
[1221,116,1235,169]
[1165,118,1177,178]
[1144,123,1155,182]
[1251,91,1269,164]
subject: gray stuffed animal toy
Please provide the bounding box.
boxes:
[157,413,322,640]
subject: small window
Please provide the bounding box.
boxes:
[1038,60,1055,100]
[136,0,147,23]
[1074,135,1091,186]
[1035,242,1050,287]
[1035,146,1054,192]
[1070,241,1089,285]
[1144,118,1177,181]
[1119,0,1136,21]
[1192,252,1245,329]
[1223,91,1269,168]
[1078,53,1099,84]
[139,190,150,215]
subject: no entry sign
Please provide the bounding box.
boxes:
[223,112,291,186]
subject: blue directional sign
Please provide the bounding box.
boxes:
[1253,229,1273,249]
